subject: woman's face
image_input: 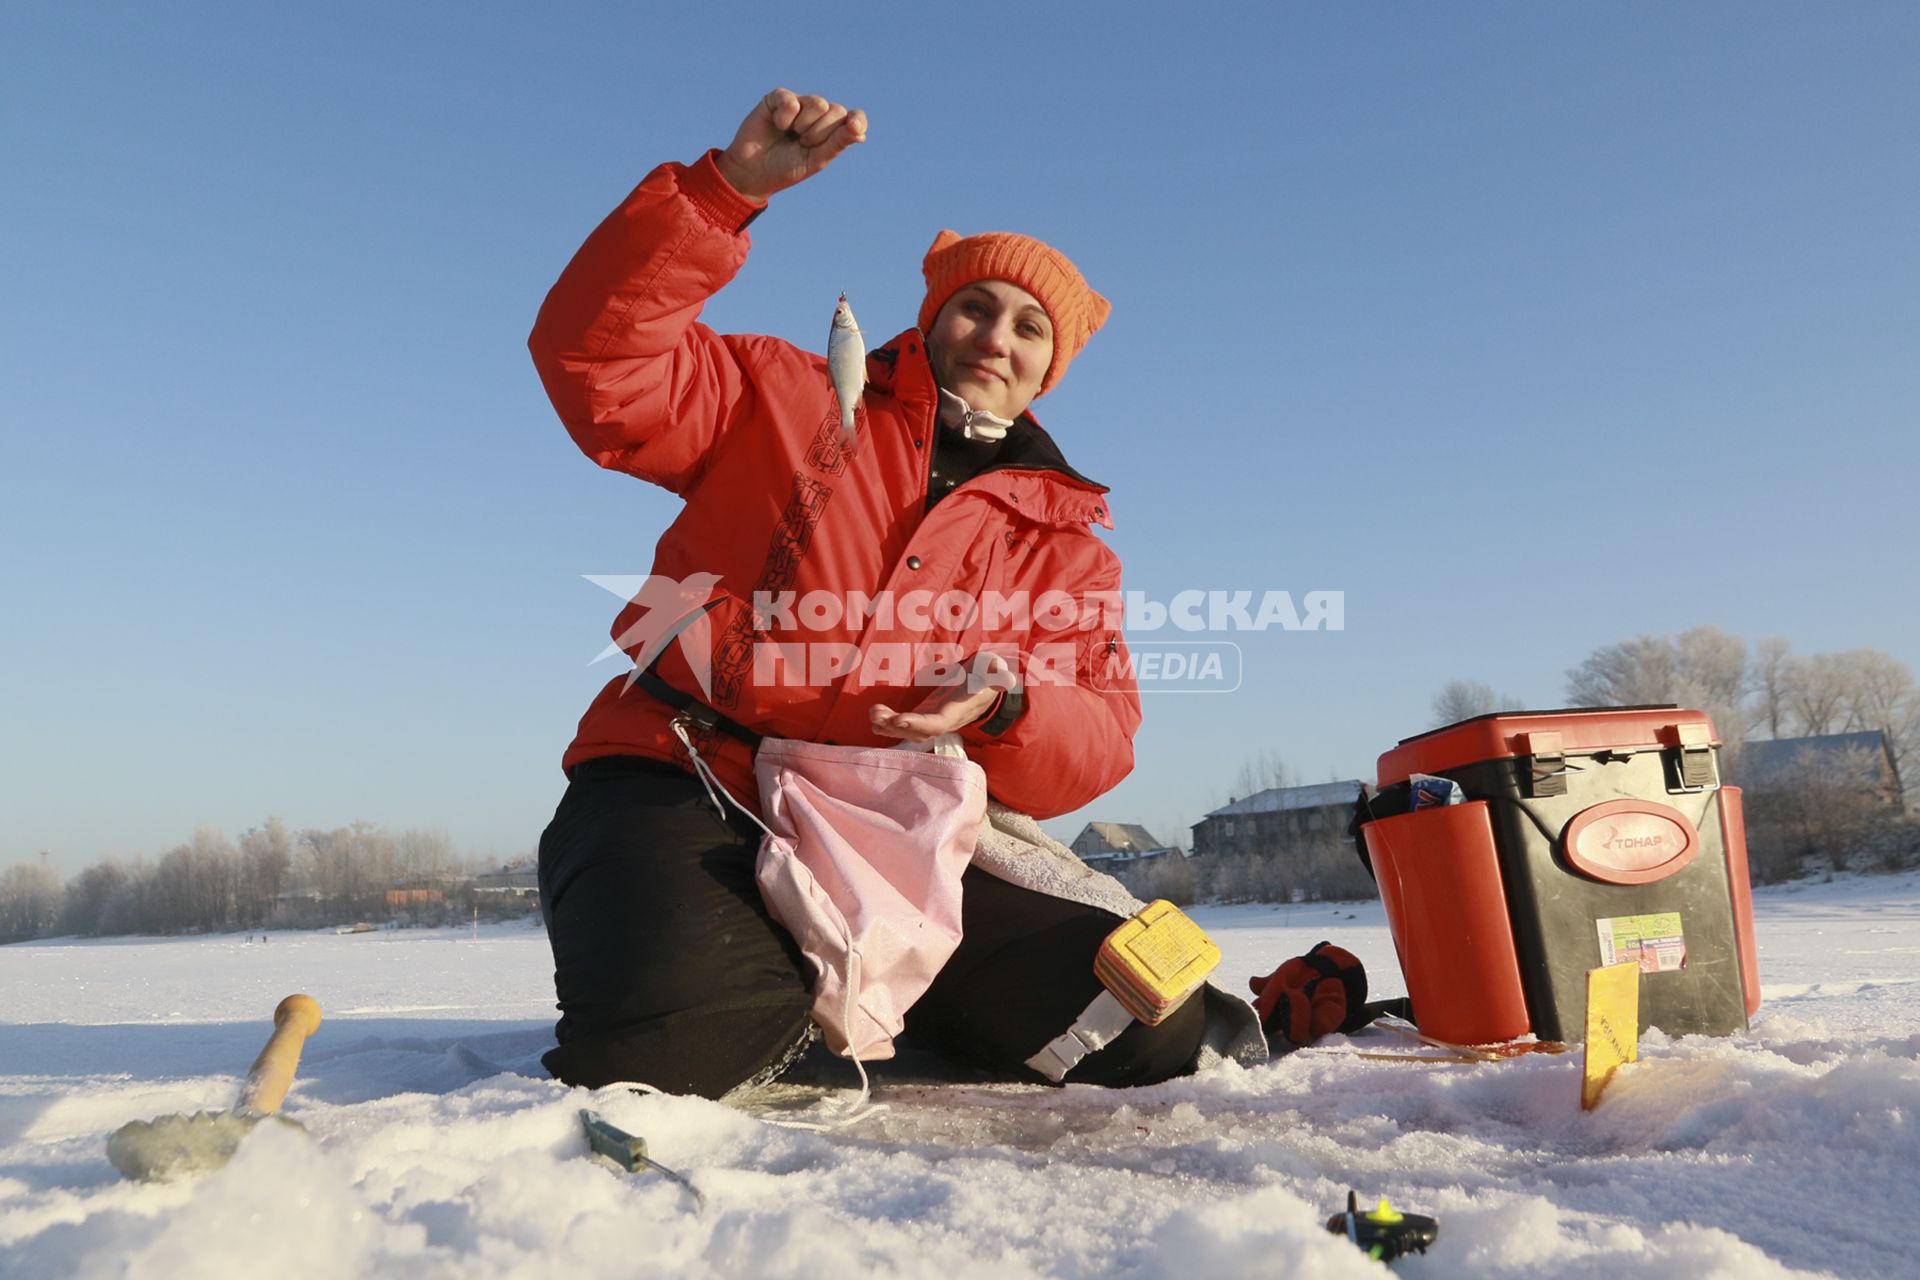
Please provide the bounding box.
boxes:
[927,281,1054,421]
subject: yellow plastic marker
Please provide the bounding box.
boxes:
[1031,902,1224,1081]
[1581,962,1640,1110]
[1093,900,1221,1025]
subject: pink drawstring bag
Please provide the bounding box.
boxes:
[668,719,986,1064]
[751,737,985,1061]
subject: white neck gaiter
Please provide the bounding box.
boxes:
[937,387,1015,442]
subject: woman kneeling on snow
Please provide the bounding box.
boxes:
[527,90,1328,1099]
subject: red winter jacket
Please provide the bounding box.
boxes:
[528,152,1140,820]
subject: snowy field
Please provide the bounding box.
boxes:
[2,872,1915,1279]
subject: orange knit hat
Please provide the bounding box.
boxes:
[917,230,1112,394]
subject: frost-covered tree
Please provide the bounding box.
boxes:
[149,828,238,933]
[1564,625,1750,744]
[1781,652,1852,738]
[60,859,129,936]
[1230,749,1291,803]
[1431,679,1522,727]
[396,827,459,884]
[237,818,293,927]
[300,821,399,917]
[0,863,64,941]
[1751,637,1794,740]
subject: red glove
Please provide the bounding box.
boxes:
[1248,941,1369,1049]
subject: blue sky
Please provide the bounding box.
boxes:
[3,4,1916,873]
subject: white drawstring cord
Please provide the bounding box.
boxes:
[668,717,883,1131]
[671,716,773,837]
[765,950,883,1133]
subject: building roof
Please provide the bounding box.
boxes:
[1076,821,1162,852]
[1081,845,1178,862]
[474,868,538,889]
[1738,731,1896,791]
[1204,781,1365,818]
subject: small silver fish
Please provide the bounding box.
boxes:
[827,293,865,449]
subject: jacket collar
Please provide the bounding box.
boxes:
[868,329,1115,531]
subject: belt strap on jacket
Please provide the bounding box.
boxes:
[624,599,762,749]
[632,668,763,749]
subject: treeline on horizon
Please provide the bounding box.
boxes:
[1475,626,1917,883]
[5,627,1918,943]
[0,819,534,945]
[1126,626,1920,907]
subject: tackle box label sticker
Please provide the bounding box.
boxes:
[1595,912,1686,973]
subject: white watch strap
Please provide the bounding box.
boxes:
[1025,989,1136,1082]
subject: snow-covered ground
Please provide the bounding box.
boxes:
[2,872,1914,1279]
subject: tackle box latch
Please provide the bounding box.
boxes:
[1522,730,1568,798]
[1667,722,1715,792]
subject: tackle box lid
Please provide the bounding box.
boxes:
[1377,705,1720,787]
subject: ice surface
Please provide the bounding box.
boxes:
[1,876,1914,1278]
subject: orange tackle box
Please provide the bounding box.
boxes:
[1358,706,1761,1045]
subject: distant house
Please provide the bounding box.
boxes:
[474,862,539,899]
[1738,731,1904,810]
[1191,781,1365,858]
[1070,822,1177,864]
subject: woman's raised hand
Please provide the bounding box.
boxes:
[869,652,1019,745]
[717,89,867,201]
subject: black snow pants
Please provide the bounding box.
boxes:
[537,755,1206,1098]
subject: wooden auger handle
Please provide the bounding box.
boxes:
[239,994,323,1115]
